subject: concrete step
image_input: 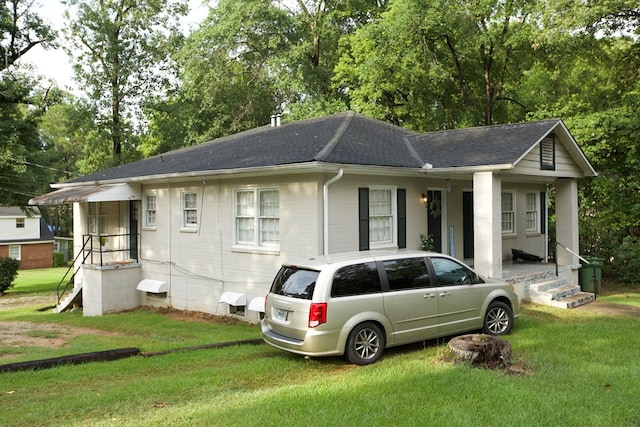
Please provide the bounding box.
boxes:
[543,292,595,309]
[528,278,570,294]
[531,284,581,302]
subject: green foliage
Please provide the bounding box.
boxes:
[334,0,537,130]
[53,252,65,267]
[420,234,435,251]
[0,257,20,294]
[611,236,640,285]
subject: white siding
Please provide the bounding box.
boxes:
[514,140,583,177]
[0,215,41,241]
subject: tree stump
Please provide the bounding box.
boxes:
[448,334,511,369]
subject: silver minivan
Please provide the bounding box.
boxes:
[262,250,519,365]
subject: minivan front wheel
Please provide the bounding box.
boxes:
[482,301,513,336]
[346,322,385,365]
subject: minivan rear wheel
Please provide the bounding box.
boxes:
[346,322,385,365]
[482,301,513,335]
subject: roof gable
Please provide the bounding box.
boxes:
[407,120,563,169]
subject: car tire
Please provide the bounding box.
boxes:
[482,301,513,336]
[346,322,385,365]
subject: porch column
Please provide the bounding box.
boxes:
[473,171,502,279]
[555,178,580,266]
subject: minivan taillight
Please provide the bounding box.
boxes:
[308,302,327,328]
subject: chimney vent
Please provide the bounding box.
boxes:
[276,114,282,127]
[270,115,276,127]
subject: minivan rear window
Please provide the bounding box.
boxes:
[331,262,381,297]
[270,267,319,300]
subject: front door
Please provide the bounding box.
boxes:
[427,190,443,253]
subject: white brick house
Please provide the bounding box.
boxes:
[30,112,596,318]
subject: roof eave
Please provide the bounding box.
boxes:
[50,162,426,188]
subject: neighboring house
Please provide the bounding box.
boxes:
[30,112,597,318]
[0,207,54,270]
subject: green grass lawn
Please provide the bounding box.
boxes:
[6,267,69,295]
[1,272,639,426]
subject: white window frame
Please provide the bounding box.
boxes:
[16,218,25,228]
[525,192,539,232]
[144,192,157,228]
[501,191,516,235]
[369,187,396,247]
[233,187,280,250]
[87,203,107,235]
[182,191,198,230]
[9,245,21,260]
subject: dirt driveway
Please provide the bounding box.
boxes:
[0,295,122,358]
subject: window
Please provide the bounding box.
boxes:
[8,245,21,260]
[383,257,431,291]
[87,203,107,235]
[526,192,538,232]
[358,187,406,251]
[270,267,319,300]
[331,262,382,297]
[144,193,157,227]
[540,136,555,170]
[369,188,394,245]
[234,188,279,248]
[15,218,25,228]
[182,192,198,229]
[430,257,483,286]
[501,192,515,234]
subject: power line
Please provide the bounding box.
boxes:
[7,157,77,177]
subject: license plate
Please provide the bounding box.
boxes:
[275,309,289,321]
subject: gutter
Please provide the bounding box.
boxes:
[323,169,344,255]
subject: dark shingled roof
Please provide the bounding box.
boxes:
[63,112,569,185]
[408,119,561,168]
[66,111,422,184]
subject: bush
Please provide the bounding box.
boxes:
[0,257,20,294]
[611,236,640,285]
[53,252,65,267]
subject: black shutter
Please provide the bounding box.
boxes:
[358,188,369,251]
[397,189,406,248]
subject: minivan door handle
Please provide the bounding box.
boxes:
[439,292,451,297]
[423,293,436,299]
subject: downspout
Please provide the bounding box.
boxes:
[323,169,344,256]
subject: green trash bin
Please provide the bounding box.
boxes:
[579,256,604,293]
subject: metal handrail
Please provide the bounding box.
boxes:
[56,236,92,304]
[555,241,598,299]
[83,233,139,266]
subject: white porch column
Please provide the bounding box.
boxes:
[555,178,580,266]
[473,171,502,279]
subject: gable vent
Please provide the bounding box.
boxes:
[540,136,555,170]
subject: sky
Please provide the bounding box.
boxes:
[22,0,209,91]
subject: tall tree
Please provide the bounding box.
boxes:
[1,0,57,205]
[334,0,538,129]
[0,0,56,75]
[61,0,188,167]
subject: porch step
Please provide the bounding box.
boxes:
[54,283,83,313]
[527,278,594,309]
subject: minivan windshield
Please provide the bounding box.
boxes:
[270,267,319,300]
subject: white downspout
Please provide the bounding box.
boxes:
[323,169,344,255]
